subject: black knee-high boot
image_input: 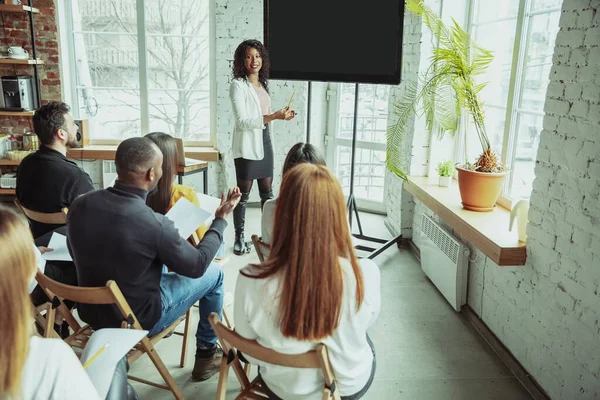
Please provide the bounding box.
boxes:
[259,190,274,211]
[233,192,250,256]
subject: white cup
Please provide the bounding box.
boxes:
[8,46,26,54]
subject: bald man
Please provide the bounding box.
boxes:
[67,137,240,381]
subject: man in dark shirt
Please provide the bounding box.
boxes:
[16,101,94,239]
[67,137,241,382]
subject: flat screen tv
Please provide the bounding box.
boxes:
[264,0,405,84]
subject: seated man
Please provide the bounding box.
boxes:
[16,101,94,239]
[66,137,240,381]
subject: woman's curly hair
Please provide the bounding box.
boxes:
[233,39,270,93]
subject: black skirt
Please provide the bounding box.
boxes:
[234,125,274,181]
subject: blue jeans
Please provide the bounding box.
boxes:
[148,263,224,349]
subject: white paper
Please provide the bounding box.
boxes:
[197,193,221,226]
[42,233,72,261]
[165,197,212,240]
[80,328,148,399]
[185,157,205,166]
[29,245,46,294]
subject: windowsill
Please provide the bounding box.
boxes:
[404,176,527,266]
[67,145,220,162]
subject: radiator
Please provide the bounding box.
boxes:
[419,214,470,311]
[102,161,117,188]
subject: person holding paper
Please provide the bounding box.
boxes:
[0,205,138,400]
[234,164,380,400]
[16,101,95,239]
[145,132,209,242]
[67,137,241,382]
[261,143,326,245]
[230,39,296,256]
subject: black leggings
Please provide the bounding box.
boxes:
[237,176,273,195]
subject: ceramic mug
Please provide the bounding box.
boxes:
[8,46,27,55]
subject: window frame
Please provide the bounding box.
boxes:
[58,0,217,147]
[455,0,561,205]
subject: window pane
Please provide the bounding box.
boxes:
[519,12,560,110]
[77,1,137,34]
[335,146,386,203]
[145,0,210,140]
[148,90,210,140]
[337,83,390,144]
[509,112,542,199]
[531,0,563,11]
[78,89,142,140]
[71,0,141,139]
[472,0,519,22]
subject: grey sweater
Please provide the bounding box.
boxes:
[66,181,226,330]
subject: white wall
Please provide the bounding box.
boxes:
[390,0,600,398]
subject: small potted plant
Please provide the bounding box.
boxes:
[436,160,455,187]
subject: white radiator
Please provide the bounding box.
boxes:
[102,161,117,188]
[419,214,470,311]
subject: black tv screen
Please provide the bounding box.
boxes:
[264,0,405,85]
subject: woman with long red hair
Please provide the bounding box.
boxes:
[234,164,380,399]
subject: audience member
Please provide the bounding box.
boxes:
[234,164,380,399]
[261,142,326,245]
[67,137,240,381]
[16,101,94,239]
[145,132,209,242]
[0,205,100,399]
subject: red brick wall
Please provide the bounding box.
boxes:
[0,0,61,135]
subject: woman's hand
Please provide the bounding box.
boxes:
[284,108,296,120]
[37,246,53,255]
[273,107,289,120]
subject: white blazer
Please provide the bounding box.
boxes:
[230,78,272,160]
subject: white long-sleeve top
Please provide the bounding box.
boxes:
[234,257,381,399]
[12,336,101,400]
[230,78,272,160]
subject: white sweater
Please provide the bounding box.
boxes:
[234,258,381,399]
[13,336,101,400]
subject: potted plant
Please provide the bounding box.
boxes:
[386,0,507,212]
[436,160,455,187]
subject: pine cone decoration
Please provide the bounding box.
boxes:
[474,148,502,172]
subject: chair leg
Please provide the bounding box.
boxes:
[180,308,192,368]
[44,303,56,338]
[244,362,251,377]
[139,337,184,400]
[223,308,232,329]
[216,354,230,400]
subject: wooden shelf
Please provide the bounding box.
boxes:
[0,188,16,195]
[0,111,35,116]
[68,145,219,162]
[0,58,44,65]
[404,176,527,266]
[0,159,21,166]
[0,4,39,13]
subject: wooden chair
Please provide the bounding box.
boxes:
[209,313,341,400]
[14,199,68,225]
[35,271,189,400]
[251,234,271,263]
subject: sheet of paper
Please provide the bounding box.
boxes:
[197,193,221,226]
[185,157,205,166]
[80,328,148,399]
[29,245,46,294]
[165,197,212,240]
[42,233,72,261]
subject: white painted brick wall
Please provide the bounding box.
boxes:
[403,1,600,398]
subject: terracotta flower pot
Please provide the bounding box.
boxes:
[456,167,509,212]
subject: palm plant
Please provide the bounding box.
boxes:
[386,0,500,180]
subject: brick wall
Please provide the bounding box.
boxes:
[402,0,600,398]
[0,0,61,135]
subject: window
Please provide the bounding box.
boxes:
[63,0,213,144]
[326,83,390,212]
[462,0,561,200]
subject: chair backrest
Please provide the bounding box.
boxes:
[209,313,337,381]
[35,271,143,333]
[14,199,68,225]
[251,234,271,263]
